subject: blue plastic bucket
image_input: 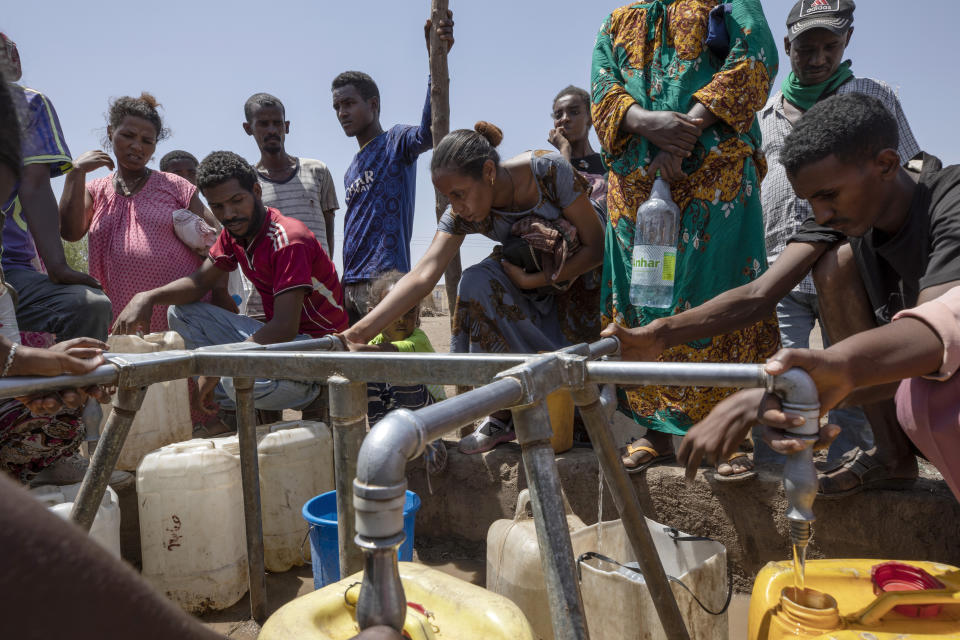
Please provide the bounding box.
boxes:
[302,489,421,589]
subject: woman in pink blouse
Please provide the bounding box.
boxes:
[59,92,232,332]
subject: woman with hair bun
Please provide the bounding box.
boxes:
[59,92,232,332]
[340,122,604,453]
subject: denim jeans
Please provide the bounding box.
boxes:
[167,302,320,411]
[753,290,875,465]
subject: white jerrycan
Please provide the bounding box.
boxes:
[214,420,334,572]
[137,439,247,613]
[31,483,122,558]
[102,332,192,470]
[486,488,587,640]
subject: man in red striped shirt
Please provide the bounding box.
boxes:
[113,151,347,412]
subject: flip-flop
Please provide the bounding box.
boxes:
[709,451,757,483]
[622,440,675,475]
[817,447,916,500]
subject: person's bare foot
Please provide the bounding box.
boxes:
[716,452,754,478]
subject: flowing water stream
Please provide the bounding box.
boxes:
[792,543,807,592]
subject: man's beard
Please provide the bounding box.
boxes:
[227,200,268,242]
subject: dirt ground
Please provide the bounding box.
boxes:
[419,314,453,353]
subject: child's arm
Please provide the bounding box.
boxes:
[364,334,399,352]
[385,329,432,353]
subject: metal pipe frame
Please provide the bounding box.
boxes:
[570,371,691,639]
[69,385,147,531]
[328,376,368,578]
[513,401,590,639]
[7,334,818,639]
[234,377,268,623]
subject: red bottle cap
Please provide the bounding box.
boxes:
[871,561,946,618]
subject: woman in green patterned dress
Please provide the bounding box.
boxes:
[593,0,781,477]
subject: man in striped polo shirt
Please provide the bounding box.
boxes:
[243,93,338,318]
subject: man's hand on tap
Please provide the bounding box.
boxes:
[765,348,857,413]
[677,382,840,481]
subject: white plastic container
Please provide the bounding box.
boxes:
[102,332,192,470]
[214,420,334,572]
[137,439,247,613]
[31,483,122,558]
[572,518,728,640]
[486,489,587,640]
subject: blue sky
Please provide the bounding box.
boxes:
[5,1,956,278]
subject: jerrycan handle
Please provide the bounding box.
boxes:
[515,488,575,521]
[857,589,960,625]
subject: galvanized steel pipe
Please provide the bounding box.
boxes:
[587,360,767,388]
[513,401,590,640]
[329,376,368,578]
[191,351,528,387]
[353,376,524,631]
[571,382,690,640]
[235,377,268,624]
[69,385,147,531]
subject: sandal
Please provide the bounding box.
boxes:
[621,439,675,475]
[817,447,916,499]
[710,451,757,483]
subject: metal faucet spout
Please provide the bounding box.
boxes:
[356,539,406,631]
[768,368,821,546]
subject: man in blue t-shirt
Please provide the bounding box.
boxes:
[330,11,453,324]
[0,33,112,343]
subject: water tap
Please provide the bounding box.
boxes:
[768,369,821,550]
[783,440,817,550]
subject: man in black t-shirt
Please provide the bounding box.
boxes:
[604,93,960,497]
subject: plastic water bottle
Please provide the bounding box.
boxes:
[629,173,679,308]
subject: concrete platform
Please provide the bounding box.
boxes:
[408,441,960,592]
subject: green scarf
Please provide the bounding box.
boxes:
[781,60,854,111]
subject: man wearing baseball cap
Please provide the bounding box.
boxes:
[754,0,920,477]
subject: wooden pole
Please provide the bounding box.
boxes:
[429,0,462,330]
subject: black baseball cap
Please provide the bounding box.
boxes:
[786,0,855,41]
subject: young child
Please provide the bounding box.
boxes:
[365,270,447,475]
[365,270,446,420]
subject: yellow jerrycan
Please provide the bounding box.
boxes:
[259,561,536,640]
[749,558,960,639]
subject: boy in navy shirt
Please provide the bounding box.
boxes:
[331,11,453,323]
